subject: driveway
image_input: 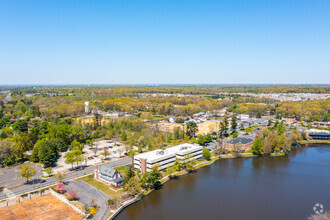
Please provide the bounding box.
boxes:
[66,180,110,220]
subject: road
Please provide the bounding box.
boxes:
[0,157,132,200]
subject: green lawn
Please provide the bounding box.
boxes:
[298,140,330,144]
[76,174,125,201]
[115,165,129,174]
[270,153,285,157]
[221,155,235,159]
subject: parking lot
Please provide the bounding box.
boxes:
[0,164,42,189]
[66,180,110,220]
[53,140,128,173]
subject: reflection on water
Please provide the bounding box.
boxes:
[116,145,330,220]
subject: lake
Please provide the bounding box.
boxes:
[116,144,330,220]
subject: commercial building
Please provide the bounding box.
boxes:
[307,129,330,140]
[134,144,203,173]
[222,136,255,151]
[281,117,297,124]
[238,114,249,121]
[94,163,123,187]
[312,121,330,128]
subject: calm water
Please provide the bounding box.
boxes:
[116,145,330,220]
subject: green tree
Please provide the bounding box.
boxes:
[147,166,162,189]
[65,151,76,169]
[123,166,135,184]
[252,138,264,156]
[186,158,196,172]
[45,167,53,177]
[12,119,29,133]
[38,140,58,166]
[69,140,84,151]
[205,133,212,143]
[123,176,142,196]
[55,171,67,182]
[268,119,272,126]
[32,139,59,165]
[166,133,173,143]
[20,164,37,183]
[231,116,237,133]
[120,132,128,142]
[13,133,33,160]
[197,134,207,145]
[202,147,211,160]
[186,122,198,137]
[244,127,253,135]
[102,147,110,159]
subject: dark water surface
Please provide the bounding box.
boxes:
[116,145,330,220]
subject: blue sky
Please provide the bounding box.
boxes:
[0,0,329,85]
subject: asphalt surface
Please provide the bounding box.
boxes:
[0,157,132,200]
[66,180,110,220]
[0,164,43,188]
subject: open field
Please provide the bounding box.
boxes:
[157,121,220,135]
[76,116,112,124]
[0,194,82,220]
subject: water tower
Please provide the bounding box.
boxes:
[85,101,90,113]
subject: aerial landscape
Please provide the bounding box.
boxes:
[0,1,329,220]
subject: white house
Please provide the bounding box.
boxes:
[95,163,123,187]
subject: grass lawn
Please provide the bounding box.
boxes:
[115,165,129,174]
[270,153,285,157]
[240,153,256,158]
[221,155,235,159]
[298,140,330,144]
[76,174,125,201]
[195,157,219,169]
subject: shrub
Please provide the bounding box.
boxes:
[90,207,96,215]
[108,199,114,206]
[56,182,65,194]
[69,190,78,200]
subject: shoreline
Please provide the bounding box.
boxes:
[298,140,330,144]
[108,151,287,219]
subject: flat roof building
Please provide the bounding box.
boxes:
[222,136,255,151]
[134,144,203,173]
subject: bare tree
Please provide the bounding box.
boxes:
[118,147,124,158]
[92,142,99,156]
[233,144,242,158]
[103,147,110,160]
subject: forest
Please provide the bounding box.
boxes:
[0,85,329,167]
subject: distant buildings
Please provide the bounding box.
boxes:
[214,109,226,117]
[238,114,249,121]
[228,92,330,102]
[306,129,330,140]
[94,163,123,187]
[312,121,330,129]
[134,144,203,173]
[281,117,297,124]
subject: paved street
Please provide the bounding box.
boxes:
[0,157,132,200]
